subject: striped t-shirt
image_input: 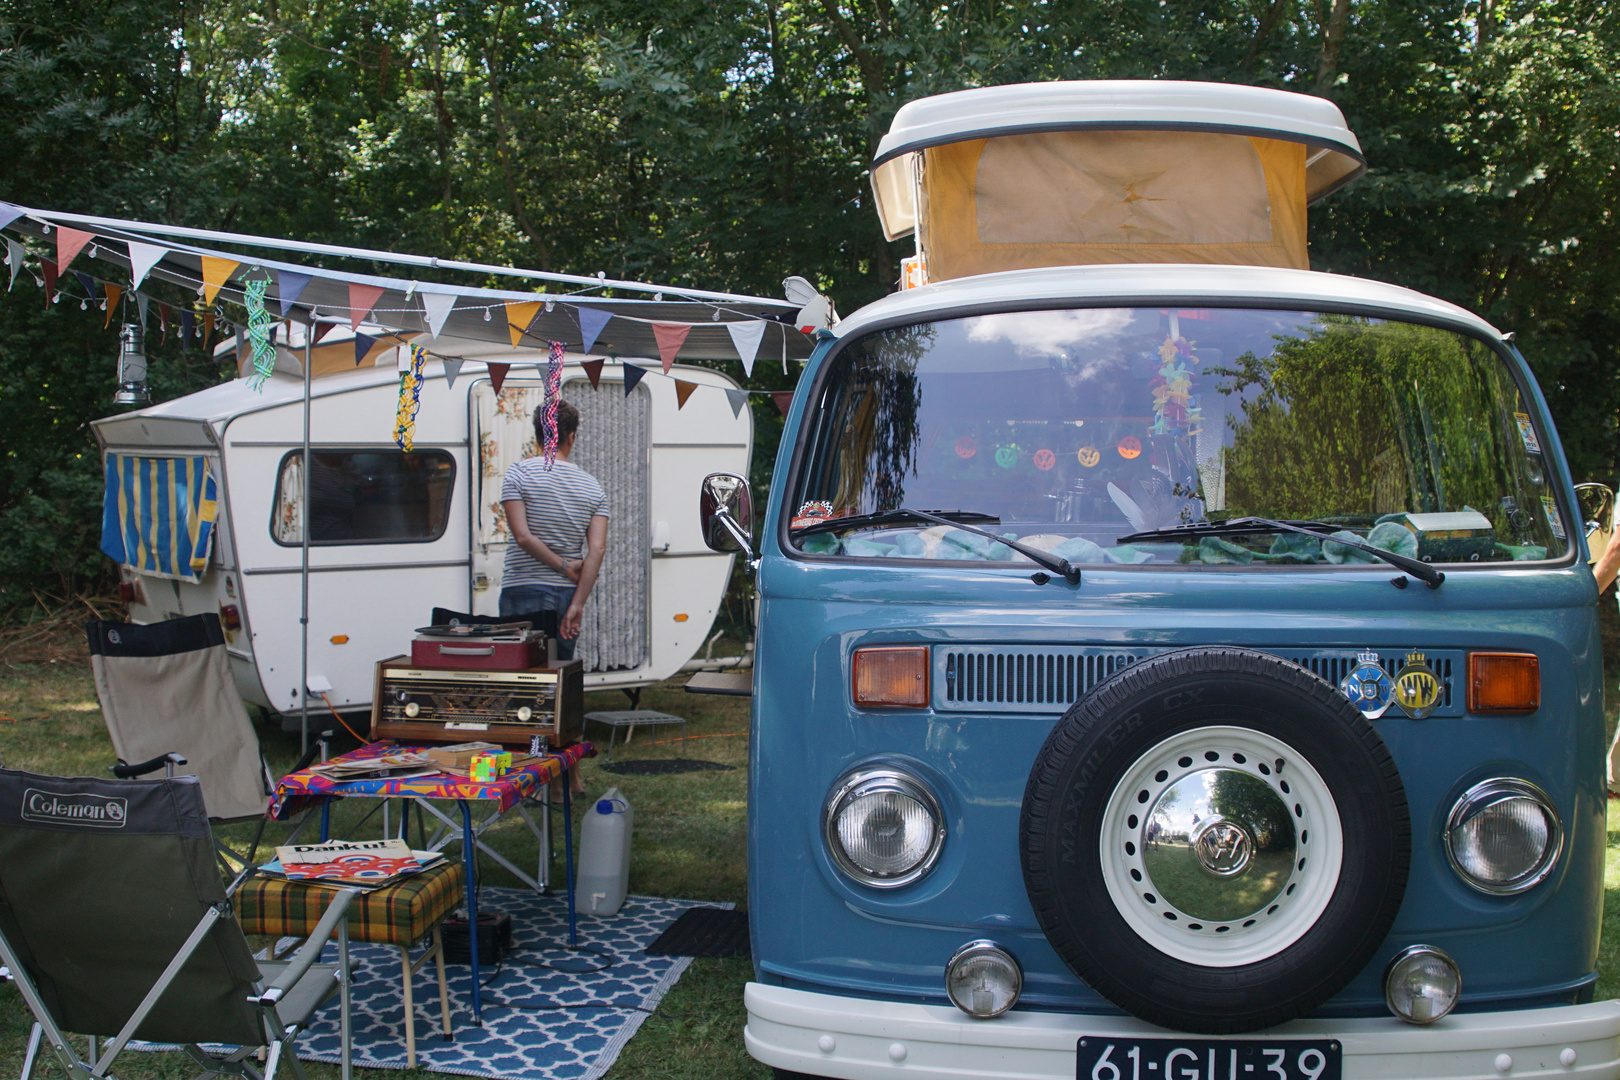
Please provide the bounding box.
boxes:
[500,458,609,589]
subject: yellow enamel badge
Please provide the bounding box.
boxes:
[1394,652,1441,719]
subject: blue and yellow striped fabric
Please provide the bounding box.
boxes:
[99,454,219,582]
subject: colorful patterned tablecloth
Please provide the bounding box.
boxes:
[270,740,595,819]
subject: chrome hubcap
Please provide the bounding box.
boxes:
[1143,768,1295,921]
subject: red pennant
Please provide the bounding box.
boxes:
[103,284,122,329]
[348,282,386,329]
[55,227,95,276]
[158,301,172,341]
[674,379,698,409]
[202,311,215,351]
[311,321,337,345]
[581,358,604,389]
[40,258,57,310]
[651,322,691,373]
[771,391,793,416]
[488,362,510,393]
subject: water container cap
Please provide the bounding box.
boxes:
[596,799,614,814]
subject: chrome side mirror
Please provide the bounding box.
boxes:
[1576,483,1615,564]
[700,473,756,563]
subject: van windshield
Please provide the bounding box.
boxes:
[789,308,1567,566]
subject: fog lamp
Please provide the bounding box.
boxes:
[1384,945,1460,1024]
[824,766,944,888]
[945,940,1021,1019]
[1445,778,1562,894]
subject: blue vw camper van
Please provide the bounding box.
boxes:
[700,82,1620,1079]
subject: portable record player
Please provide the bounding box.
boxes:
[410,621,545,671]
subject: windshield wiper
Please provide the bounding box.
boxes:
[1117,517,1444,589]
[792,507,1080,586]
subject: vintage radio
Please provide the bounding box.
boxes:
[370,655,584,748]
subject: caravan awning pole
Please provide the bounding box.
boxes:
[300,322,312,756]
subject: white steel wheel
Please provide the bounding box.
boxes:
[1097,725,1344,967]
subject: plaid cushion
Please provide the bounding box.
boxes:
[237,860,464,947]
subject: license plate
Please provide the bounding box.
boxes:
[1077,1037,1341,1080]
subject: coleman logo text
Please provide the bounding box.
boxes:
[21,789,128,828]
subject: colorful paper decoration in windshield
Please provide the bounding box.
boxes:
[394,345,427,451]
[244,277,277,391]
[1150,334,1202,438]
[955,436,977,459]
[543,339,564,468]
[1514,412,1541,455]
[995,445,1019,469]
[1393,652,1441,719]
[1033,449,1057,471]
[1078,446,1101,467]
[1541,495,1565,540]
[1117,436,1142,460]
[1339,650,1394,719]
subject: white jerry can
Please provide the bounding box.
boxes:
[577,787,633,915]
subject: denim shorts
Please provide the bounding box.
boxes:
[499,585,577,662]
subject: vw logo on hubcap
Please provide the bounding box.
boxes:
[1192,818,1253,877]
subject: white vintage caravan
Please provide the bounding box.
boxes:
[92,327,755,723]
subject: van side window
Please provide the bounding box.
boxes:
[272,449,455,545]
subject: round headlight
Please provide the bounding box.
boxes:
[945,940,1022,1018]
[1384,945,1460,1024]
[1444,778,1562,895]
[824,766,944,888]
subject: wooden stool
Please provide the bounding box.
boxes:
[238,860,464,1067]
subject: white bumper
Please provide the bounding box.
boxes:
[746,983,1620,1080]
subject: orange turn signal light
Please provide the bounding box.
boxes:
[852,646,930,708]
[1468,652,1540,713]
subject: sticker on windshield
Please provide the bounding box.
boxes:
[954,436,977,459]
[1077,446,1101,468]
[1514,412,1542,455]
[1339,651,1394,720]
[1541,495,1566,540]
[1117,436,1142,460]
[1394,652,1442,719]
[1033,449,1057,471]
[995,446,1019,469]
[791,501,833,529]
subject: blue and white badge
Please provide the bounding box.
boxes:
[1340,650,1394,719]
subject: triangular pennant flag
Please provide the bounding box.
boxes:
[488,362,510,393]
[651,323,691,373]
[200,255,239,306]
[674,379,698,409]
[73,270,95,298]
[726,320,766,378]
[771,390,793,416]
[41,258,57,309]
[126,242,166,290]
[725,388,749,418]
[348,282,386,329]
[420,291,456,338]
[202,311,215,351]
[354,332,379,366]
[311,321,336,345]
[103,284,121,328]
[581,358,604,390]
[55,227,95,276]
[275,270,312,316]
[158,301,172,341]
[179,309,194,352]
[577,307,612,354]
[505,300,542,348]
[136,291,150,329]
[442,357,464,390]
[623,363,647,396]
[0,201,23,232]
[6,238,24,291]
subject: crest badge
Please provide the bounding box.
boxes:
[1339,650,1394,719]
[1394,651,1442,719]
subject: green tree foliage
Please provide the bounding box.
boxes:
[1,0,1619,614]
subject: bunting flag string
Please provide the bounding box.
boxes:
[623,363,646,397]
[200,256,239,306]
[202,311,215,351]
[0,202,23,233]
[651,323,690,374]
[488,361,510,393]
[127,242,167,290]
[674,379,698,410]
[6,238,23,290]
[421,291,456,338]
[725,387,749,418]
[354,332,381,366]
[136,291,151,330]
[348,282,385,329]
[180,309,195,352]
[507,300,542,349]
[41,258,57,310]
[245,278,277,390]
[394,345,428,451]
[276,270,312,317]
[726,319,765,378]
[577,307,612,354]
[442,356,464,390]
[543,340,565,468]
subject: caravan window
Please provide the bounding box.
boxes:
[272,449,455,545]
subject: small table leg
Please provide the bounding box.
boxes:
[320,797,332,842]
[563,783,576,946]
[460,799,481,1025]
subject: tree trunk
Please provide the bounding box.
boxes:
[1316,0,1352,92]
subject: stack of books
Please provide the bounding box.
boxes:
[258,838,446,891]
[304,751,437,782]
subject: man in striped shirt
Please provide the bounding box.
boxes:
[500,400,608,662]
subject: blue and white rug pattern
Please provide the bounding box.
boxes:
[135,888,722,1080]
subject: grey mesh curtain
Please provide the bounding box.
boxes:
[566,380,650,672]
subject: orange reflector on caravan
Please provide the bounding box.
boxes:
[853,646,930,708]
[1468,653,1540,713]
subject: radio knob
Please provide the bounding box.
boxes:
[404,702,420,718]
[517,706,533,721]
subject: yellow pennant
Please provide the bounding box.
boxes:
[505,300,542,348]
[200,256,240,306]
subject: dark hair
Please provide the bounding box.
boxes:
[535,398,580,446]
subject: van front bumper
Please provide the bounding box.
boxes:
[746,983,1620,1080]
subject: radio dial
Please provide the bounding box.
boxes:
[516,706,533,721]
[404,702,420,718]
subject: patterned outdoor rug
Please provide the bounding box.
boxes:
[133,888,720,1080]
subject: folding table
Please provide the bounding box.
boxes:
[270,740,594,1024]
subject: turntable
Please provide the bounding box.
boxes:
[411,620,545,671]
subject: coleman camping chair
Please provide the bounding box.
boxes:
[0,768,353,1080]
[86,613,329,867]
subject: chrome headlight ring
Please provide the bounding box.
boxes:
[823,765,946,889]
[1444,777,1562,896]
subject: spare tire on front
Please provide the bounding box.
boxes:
[1019,647,1410,1034]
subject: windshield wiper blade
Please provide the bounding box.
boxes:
[1118,517,1444,589]
[793,506,1080,586]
